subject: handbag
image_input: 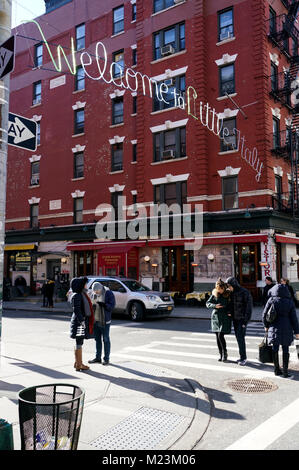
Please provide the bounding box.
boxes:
[258,334,273,363]
[76,322,86,338]
[265,302,277,323]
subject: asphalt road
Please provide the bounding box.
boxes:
[2,309,299,451]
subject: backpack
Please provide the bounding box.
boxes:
[265,302,277,323]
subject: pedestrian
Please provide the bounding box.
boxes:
[281,277,296,305]
[88,282,115,366]
[263,283,299,378]
[46,278,55,308]
[41,280,49,307]
[262,276,275,306]
[206,278,232,362]
[226,277,253,366]
[69,277,94,371]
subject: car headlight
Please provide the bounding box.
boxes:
[145,295,160,302]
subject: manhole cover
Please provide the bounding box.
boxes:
[227,378,278,394]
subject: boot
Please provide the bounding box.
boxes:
[282,352,293,379]
[223,350,228,362]
[75,349,89,371]
[273,352,282,376]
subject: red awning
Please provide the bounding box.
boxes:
[67,241,146,251]
[275,235,299,245]
[99,246,133,254]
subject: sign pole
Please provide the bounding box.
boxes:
[0,1,12,362]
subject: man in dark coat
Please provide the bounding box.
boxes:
[263,283,299,378]
[262,276,275,306]
[226,277,253,366]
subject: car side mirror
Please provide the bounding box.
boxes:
[118,287,126,293]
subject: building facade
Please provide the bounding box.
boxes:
[4,0,299,300]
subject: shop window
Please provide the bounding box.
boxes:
[74,251,93,276]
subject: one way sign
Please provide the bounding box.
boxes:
[8,113,37,152]
[0,36,15,80]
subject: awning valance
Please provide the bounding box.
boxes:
[67,241,146,251]
[275,235,299,245]
[5,244,36,251]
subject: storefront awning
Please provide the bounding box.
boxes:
[275,234,299,244]
[5,243,37,251]
[67,241,146,251]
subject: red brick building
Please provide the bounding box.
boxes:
[5,0,299,301]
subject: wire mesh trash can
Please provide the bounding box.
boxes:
[0,419,14,450]
[18,384,85,450]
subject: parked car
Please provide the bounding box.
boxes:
[86,276,174,321]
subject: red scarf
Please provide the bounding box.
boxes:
[83,291,95,334]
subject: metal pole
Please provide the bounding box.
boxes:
[0,0,12,361]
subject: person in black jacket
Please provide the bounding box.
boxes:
[262,276,275,306]
[263,283,299,378]
[281,277,296,306]
[70,277,91,371]
[226,277,253,366]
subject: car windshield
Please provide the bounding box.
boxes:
[122,280,150,291]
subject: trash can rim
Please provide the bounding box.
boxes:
[18,383,85,406]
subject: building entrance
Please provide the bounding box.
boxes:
[162,246,194,294]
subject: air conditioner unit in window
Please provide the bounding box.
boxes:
[161,44,175,56]
[31,175,39,185]
[220,30,233,41]
[162,149,175,159]
[32,98,41,106]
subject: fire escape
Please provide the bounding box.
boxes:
[268,0,299,218]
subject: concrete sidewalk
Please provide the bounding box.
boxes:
[3,297,294,322]
[0,349,210,450]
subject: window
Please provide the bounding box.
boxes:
[30,162,40,186]
[132,95,137,114]
[36,122,41,145]
[292,38,298,58]
[76,23,85,51]
[153,75,185,111]
[219,64,235,96]
[153,0,175,13]
[132,143,137,162]
[75,65,85,91]
[33,81,41,105]
[74,197,83,224]
[74,109,84,134]
[34,43,43,67]
[153,127,186,161]
[218,8,234,41]
[30,204,39,228]
[222,176,238,210]
[74,152,84,178]
[111,191,123,220]
[113,50,124,77]
[153,22,185,60]
[112,97,124,125]
[113,5,124,34]
[275,175,282,196]
[273,117,280,149]
[111,143,123,171]
[132,48,137,65]
[154,181,187,208]
[220,118,237,152]
[270,62,278,92]
[269,7,277,35]
[132,3,136,21]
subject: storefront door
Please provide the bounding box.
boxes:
[235,244,259,301]
[163,247,193,294]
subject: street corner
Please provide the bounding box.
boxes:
[78,359,211,451]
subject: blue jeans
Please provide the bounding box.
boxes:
[233,320,247,361]
[94,322,111,361]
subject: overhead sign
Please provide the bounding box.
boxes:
[0,36,15,80]
[8,113,37,151]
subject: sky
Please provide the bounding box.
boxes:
[11,0,45,28]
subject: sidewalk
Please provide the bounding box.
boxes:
[0,350,210,450]
[4,297,296,322]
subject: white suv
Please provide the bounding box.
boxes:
[86,276,174,321]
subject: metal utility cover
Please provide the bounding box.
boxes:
[89,407,184,450]
[227,378,278,394]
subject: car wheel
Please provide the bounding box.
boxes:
[129,302,144,322]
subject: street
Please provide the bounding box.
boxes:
[1,308,299,451]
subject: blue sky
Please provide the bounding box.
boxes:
[12,0,45,28]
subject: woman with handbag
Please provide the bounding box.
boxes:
[70,277,94,371]
[206,278,232,362]
[263,283,299,378]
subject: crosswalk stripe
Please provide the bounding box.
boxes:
[148,341,259,353]
[226,397,299,450]
[112,353,277,378]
